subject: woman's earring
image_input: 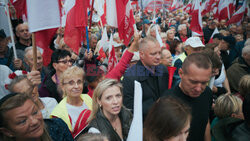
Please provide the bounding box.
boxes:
[99,104,102,108]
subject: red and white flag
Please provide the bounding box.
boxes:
[10,0,27,19]
[229,0,236,17]
[64,0,89,54]
[97,27,108,60]
[227,0,247,25]
[216,0,230,21]
[201,0,216,15]
[208,28,219,43]
[26,0,61,66]
[183,1,192,14]
[94,0,106,26]
[115,0,135,46]
[108,34,118,72]
[190,0,203,36]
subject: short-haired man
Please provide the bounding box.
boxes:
[163,53,213,141]
[176,24,191,42]
[15,23,32,51]
[122,36,169,120]
[227,45,250,92]
[24,47,48,83]
[160,49,173,67]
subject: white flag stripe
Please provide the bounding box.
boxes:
[127,81,143,141]
[106,0,118,27]
[27,0,60,32]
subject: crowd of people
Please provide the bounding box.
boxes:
[0,1,250,141]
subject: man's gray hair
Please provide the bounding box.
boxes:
[178,24,187,31]
[139,36,158,51]
[24,46,42,59]
[244,38,250,47]
[242,45,250,56]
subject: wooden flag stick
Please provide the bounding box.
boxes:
[31,33,38,98]
[32,33,37,70]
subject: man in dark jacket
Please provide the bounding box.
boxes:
[122,37,169,120]
[227,45,250,93]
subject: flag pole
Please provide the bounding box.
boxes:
[32,33,39,98]
[89,0,95,30]
[86,27,90,52]
[5,0,17,59]
[32,33,37,70]
[140,0,146,37]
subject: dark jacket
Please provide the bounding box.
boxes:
[45,118,74,141]
[87,107,132,141]
[39,74,62,102]
[122,60,169,120]
[212,117,250,141]
[203,26,215,44]
[227,57,250,93]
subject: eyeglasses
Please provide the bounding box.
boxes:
[57,59,75,64]
[63,80,83,86]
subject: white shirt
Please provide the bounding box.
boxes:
[40,97,58,119]
[66,102,88,130]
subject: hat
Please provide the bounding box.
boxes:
[185,37,205,48]
[143,19,152,24]
[0,29,6,38]
[222,36,236,49]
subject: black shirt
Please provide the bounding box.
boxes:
[163,85,213,141]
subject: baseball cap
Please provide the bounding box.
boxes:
[143,19,152,24]
[0,29,6,38]
[185,37,205,48]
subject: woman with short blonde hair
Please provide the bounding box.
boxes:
[51,66,92,139]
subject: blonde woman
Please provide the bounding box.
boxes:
[211,94,244,141]
[50,66,92,138]
[86,79,132,141]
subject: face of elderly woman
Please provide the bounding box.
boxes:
[53,56,73,73]
[62,74,83,98]
[0,99,44,140]
[98,85,122,117]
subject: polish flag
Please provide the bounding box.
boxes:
[94,0,106,26]
[201,0,216,15]
[229,0,236,17]
[183,1,192,14]
[208,28,219,43]
[64,0,89,54]
[26,0,61,66]
[217,0,230,21]
[190,0,203,36]
[227,0,247,25]
[108,34,118,72]
[97,27,108,60]
[115,0,135,46]
[10,0,27,19]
